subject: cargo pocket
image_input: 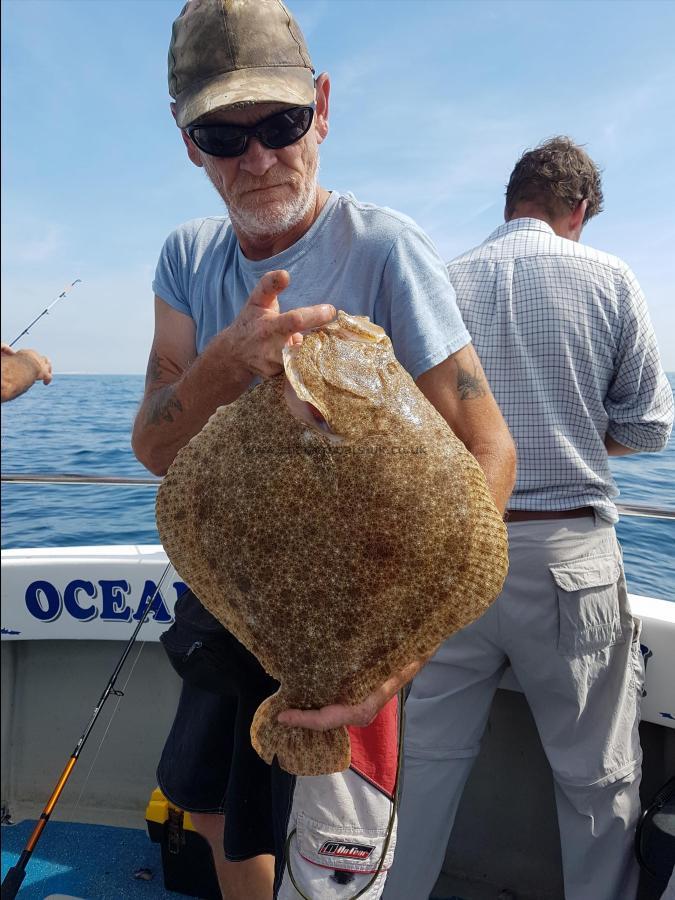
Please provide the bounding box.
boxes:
[160,625,227,695]
[160,624,238,695]
[282,811,395,899]
[161,617,277,696]
[297,811,394,873]
[550,553,626,657]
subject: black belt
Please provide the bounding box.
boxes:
[505,507,594,523]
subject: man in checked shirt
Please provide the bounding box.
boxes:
[385,137,674,900]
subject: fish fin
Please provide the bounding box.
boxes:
[251,692,351,776]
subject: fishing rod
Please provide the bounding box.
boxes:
[8,279,82,348]
[0,561,174,900]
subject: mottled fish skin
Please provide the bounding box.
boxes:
[156,312,508,776]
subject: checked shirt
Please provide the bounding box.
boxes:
[448,217,673,522]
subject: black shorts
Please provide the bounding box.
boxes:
[157,591,400,898]
[157,589,280,861]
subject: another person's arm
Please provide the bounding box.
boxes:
[603,268,673,456]
[1,343,52,403]
[132,271,335,475]
[604,434,639,456]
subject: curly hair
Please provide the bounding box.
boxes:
[505,136,604,224]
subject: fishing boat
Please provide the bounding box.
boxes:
[1,477,673,900]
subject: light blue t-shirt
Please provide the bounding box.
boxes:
[152,191,470,380]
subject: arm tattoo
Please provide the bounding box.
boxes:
[454,359,487,400]
[146,349,162,386]
[144,385,184,427]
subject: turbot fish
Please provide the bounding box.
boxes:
[156,312,508,776]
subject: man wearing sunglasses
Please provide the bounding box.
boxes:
[132,1,515,898]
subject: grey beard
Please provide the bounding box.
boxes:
[226,167,319,241]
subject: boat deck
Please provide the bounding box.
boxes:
[1,820,192,900]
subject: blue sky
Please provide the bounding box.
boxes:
[2,0,674,373]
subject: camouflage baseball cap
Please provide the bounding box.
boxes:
[168,0,315,129]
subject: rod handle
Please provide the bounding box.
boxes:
[1,863,26,898]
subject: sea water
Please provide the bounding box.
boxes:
[1,374,674,601]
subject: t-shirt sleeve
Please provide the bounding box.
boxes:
[604,266,674,451]
[375,226,471,380]
[152,226,193,317]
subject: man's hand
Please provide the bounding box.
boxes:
[277,653,432,731]
[1,345,53,402]
[20,349,53,385]
[2,344,52,384]
[132,271,336,475]
[223,270,336,379]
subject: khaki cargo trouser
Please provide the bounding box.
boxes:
[384,516,643,900]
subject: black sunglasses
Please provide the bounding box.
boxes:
[186,105,315,159]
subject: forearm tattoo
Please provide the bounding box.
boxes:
[454,358,487,400]
[144,384,184,426]
[143,349,185,425]
[146,349,162,385]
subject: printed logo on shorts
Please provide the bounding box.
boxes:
[318,841,375,860]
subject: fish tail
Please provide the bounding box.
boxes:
[251,691,351,776]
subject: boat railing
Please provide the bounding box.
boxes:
[1,473,162,487]
[1,473,674,519]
